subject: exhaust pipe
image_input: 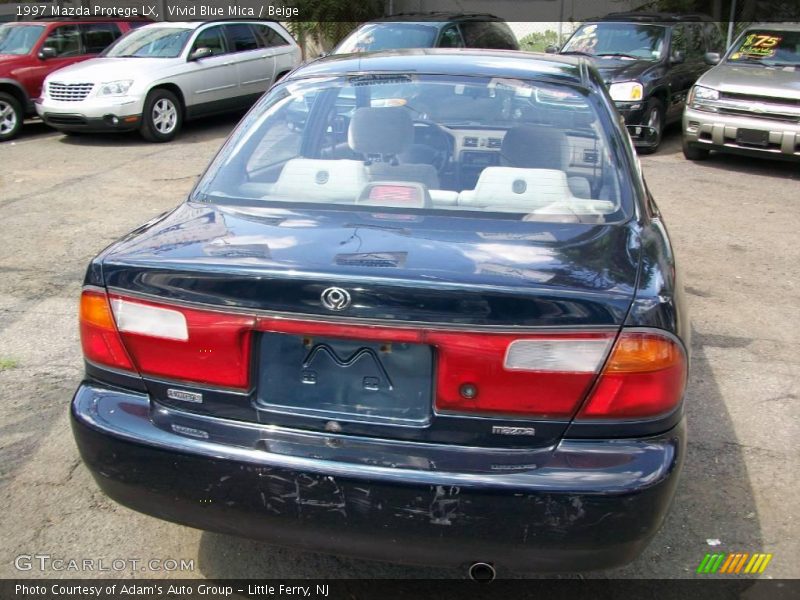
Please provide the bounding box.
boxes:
[468,562,496,581]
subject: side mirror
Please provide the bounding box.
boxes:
[317,51,329,59]
[704,51,721,65]
[38,47,57,60]
[544,44,559,54]
[670,50,685,65]
[188,47,213,61]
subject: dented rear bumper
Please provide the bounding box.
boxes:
[71,381,685,573]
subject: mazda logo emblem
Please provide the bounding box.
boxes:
[320,287,351,311]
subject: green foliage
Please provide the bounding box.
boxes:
[287,0,384,53]
[0,357,18,371]
[519,30,561,53]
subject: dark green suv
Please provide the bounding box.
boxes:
[333,14,518,54]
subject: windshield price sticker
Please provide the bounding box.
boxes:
[736,34,783,58]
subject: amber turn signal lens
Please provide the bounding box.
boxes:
[577,330,687,419]
[604,332,684,373]
[79,289,135,371]
[80,290,116,330]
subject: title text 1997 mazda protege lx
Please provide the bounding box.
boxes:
[71,49,689,576]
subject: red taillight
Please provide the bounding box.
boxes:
[577,331,687,419]
[80,289,254,389]
[80,289,686,418]
[80,289,134,371]
[431,332,614,418]
[260,319,615,418]
[108,294,255,389]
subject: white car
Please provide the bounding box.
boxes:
[36,20,300,142]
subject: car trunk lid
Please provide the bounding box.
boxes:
[100,202,641,448]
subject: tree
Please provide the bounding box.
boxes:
[287,0,384,58]
[518,30,562,53]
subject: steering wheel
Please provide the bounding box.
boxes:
[411,121,453,174]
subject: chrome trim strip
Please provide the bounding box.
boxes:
[104,286,621,333]
[195,84,237,95]
[241,77,271,85]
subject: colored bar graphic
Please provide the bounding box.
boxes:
[699,552,773,574]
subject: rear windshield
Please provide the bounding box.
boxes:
[193,74,633,223]
[0,24,44,55]
[727,30,800,66]
[335,23,439,53]
[104,26,191,58]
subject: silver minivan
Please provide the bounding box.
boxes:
[36,20,301,142]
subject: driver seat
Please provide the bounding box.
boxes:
[348,107,440,190]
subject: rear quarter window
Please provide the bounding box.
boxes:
[80,23,121,54]
[254,24,291,48]
[224,23,259,52]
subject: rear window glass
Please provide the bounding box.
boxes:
[194,74,632,224]
[335,23,439,53]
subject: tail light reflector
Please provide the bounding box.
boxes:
[577,331,687,419]
[432,332,614,418]
[111,298,188,341]
[108,294,255,389]
[80,289,254,389]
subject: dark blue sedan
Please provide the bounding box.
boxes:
[71,49,689,577]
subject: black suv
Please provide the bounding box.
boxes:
[333,13,518,54]
[555,12,724,153]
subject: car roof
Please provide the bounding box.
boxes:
[367,13,506,24]
[138,20,283,31]
[594,12,715,23]
[290,49,589,87]
[741,22,800,32]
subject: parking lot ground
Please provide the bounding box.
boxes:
[0,122,797,579]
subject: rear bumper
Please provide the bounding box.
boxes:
[71,381,686,573]
[683,106,800,161]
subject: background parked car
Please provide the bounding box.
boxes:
[682,23,800,162]
[332,14,518,54]
[555,12,724,153]
[36,20,301,142]
[0,17,147,141]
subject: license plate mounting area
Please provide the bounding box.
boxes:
[256,332,433,425]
